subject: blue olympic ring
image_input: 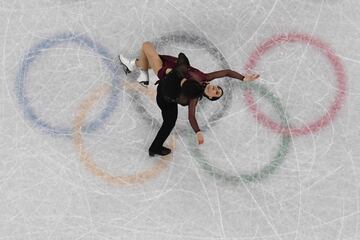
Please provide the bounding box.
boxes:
[16,32,121,136]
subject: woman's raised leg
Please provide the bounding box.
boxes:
[136,41,163,76]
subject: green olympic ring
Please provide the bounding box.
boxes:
[187,81,291,184]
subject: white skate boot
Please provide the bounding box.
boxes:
[118,54,136,74]
[137,70,149,87]
[118,54,149,87]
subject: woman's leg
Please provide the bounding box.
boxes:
[136,42,163,76]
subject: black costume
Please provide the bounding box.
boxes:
[149,67,185,155]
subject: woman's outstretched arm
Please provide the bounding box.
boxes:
[205,69,259,82]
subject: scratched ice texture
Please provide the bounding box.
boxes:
[1,0,360,239]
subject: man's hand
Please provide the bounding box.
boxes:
[244,73,260,81]
[196,131,204,145]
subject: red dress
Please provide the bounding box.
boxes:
[158,55,208,87]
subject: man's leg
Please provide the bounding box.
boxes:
[149,97,178,156]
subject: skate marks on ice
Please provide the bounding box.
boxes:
[14,31,347,186]
[243,33,346,136]
[15,32,120,136]
[186,32,347,184]
[73,82,175,186]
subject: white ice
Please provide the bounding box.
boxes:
[1,0,360,239]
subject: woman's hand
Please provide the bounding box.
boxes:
[196,131,204,145]
[243,73,260,81]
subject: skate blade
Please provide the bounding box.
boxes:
[139,81,149,88]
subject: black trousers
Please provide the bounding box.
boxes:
[149,86,178,151]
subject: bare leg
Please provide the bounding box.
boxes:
[136,47,149,70]
[135,42,163,76]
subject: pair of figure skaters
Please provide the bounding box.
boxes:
[119,42,259,157]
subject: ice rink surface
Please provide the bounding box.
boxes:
[1,0,360,239]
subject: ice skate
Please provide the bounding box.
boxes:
[118,54,136,75]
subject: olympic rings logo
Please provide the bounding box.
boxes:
[15,32,346,186]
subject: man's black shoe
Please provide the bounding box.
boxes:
[149,147,171,157]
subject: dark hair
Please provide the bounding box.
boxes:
[181,79,204,99]
[203,86,223,101]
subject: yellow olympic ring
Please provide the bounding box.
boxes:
[73,82,175,186]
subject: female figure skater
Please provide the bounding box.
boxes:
[119,42,259,156]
